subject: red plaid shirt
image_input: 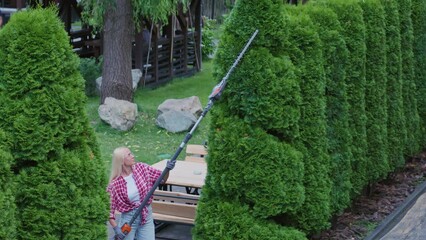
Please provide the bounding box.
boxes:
[107,162,162,224]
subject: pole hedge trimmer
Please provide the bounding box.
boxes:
[115,29,259,239]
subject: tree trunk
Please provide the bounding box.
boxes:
[101,0,134,104]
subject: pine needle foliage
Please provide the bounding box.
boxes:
[301,3,353,215]
[397,0,421,156]
[0,8,108,239]
[381,0,407,170]
[359,0,390,183]
[284,6,331,234]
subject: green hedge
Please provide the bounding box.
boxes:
[322,0,368,197]
[284,6,331,234]
[0,130,17,240]
[381,0,407,169]
[302,3,353,215]
[397,0,421,156]
[0,8,108,239]
[411,0,426,145]
[359,0,390,183]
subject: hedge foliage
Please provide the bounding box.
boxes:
[397,0,421,156]
[196,0,425,237]
[381,0,407,170]
[302,3,353,215]
[359,0,390,183]
[0,8,108,239]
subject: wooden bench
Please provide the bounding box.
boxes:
[185,144,208,163]
[152,190,200,225]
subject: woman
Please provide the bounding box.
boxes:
[107,147,175,240]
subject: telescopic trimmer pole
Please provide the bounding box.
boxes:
[118,29,259,237]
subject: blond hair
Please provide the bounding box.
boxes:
[109,147,128,183]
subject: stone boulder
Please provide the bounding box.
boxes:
[156,96,203,133]
[96,69,142,93]
[98,97,138,131]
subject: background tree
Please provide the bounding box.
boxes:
[0,8,107,239]
[81,0,189,104]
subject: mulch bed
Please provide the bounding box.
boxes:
[313,152,426,240]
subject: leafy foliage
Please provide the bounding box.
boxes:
[201,17,217,58]
[79,57,102,97]
[0,8,108,239]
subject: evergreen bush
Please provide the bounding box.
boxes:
[411,0,426,145]
[302,3,353,215]
[284,6,331,234]
[79,57,102,97]
[0,130,17,240]
[0,8,108,239]
[322,0,368,197]
[397,0,421,156]
[381,0,406,170]
[359,0,389,182]
[194,0,306,238]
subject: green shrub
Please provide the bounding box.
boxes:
[397,0,421,156]
[79,57,102,97]
[284,6,331,234]
[0,130,17,240]
[322,0,369,197]
[0,8,108,239]
[359,0,390,182]
[201,17,217,58]
[381,0,407,169]
[302,3,353,215]
[411,0,426,146]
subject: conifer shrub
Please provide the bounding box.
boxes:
[194,0,306,238]
[397,0,421,156]
[302,3,353,215]
[381,0,407,170]
[411,0,426,145]
[0,8,108,239]
[79,57,102,97]
[359,0,389,182]
[322,0,368,197]
[0,130,17,240]
[284,6,331,234]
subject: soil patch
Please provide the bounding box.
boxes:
[313,152,426,240]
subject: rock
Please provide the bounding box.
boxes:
[98,97,138,131]
[96,69,142,93]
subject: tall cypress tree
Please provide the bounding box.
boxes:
[302,3,353,215]
[194,0,307,239]
[411,0,426,146]
[397,0,421,156]
[359,0,389,183]
[285,6,331,234]
[381,0,407,170]
[0,8,108,239]
[322,0,368,196]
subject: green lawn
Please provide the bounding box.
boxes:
[86,60,216,169]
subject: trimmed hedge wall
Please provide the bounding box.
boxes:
[397,0,421,156]
[284,6,331,234]
[359,0,389,183]
[302,3,353,215]
[381,0,407,170]
[0,8,108,239]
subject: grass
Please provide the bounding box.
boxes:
[86,60,216,169]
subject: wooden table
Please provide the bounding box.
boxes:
[152,159,207,188]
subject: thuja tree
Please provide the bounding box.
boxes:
[0,8,108,239]
[0,130,17,240]
[284,6,331,234]
[302,3,353,215]
[411,0,426,145]
[324,0,368,196]
[397,0,421,156]
[194,0,306,239]
[359,0,389,183]
[381,0,406,170]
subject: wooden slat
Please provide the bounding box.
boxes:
[152,213,194,225]
[186,144,207,156]
[152,201,197,219]
[153,190,199,204]
[184,156,206,164]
